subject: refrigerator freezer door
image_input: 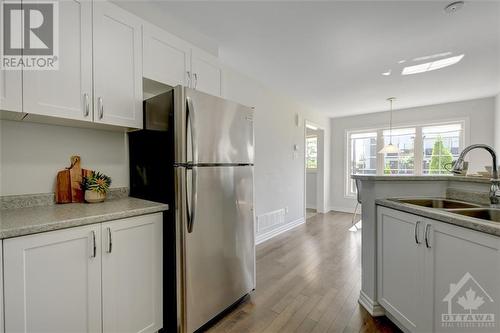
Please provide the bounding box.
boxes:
[185,88,254,165]
[185,166,255,333]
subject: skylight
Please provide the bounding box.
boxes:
[401,54,464,75]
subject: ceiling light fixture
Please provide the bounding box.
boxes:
[402,54,464,75]
[381,70,392,76]
[444,1,465,14]
[378,97,399,155]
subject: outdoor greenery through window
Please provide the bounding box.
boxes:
[422,124,462,174]
[306,136,318,169]
[347,121,464,196]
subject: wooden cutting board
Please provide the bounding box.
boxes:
[56,156,92,204]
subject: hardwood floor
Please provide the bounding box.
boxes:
[205,212,401,333]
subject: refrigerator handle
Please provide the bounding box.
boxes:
[186,96,198,164]
[186,166,198,233]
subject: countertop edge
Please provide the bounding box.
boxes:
[352,175,491,184]
[376,199,500,237]
[0,199,169,239]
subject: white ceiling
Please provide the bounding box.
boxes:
[127,1,500,117]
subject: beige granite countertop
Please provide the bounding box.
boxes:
[352,175,491,184]
[377,198,500,237]
[0,197,168,239]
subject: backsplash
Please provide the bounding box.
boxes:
[0,120,129,196]
[446,187,490,205]
[0,187,129,210]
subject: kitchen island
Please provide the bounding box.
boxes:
[352,175,500,332]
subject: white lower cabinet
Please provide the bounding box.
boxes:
[424,219,500,333]
[377,208,424,331]
[3,224,102,333]
[102,215,163,333]
[378,206,500,333]
[3,213,163,333]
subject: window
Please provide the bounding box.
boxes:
[382,128,415,175]
[349,132,377,194]
[306,136,318,169]
[347,121,464,196]
[422,124,462,174]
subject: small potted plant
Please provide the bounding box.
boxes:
[81,171,112,203]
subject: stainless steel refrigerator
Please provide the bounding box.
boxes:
[129,86,255,333]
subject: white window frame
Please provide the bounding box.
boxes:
[345,118,468,198]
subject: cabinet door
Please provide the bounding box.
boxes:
[377,207,425,332]
[143,23,190,87]
[3,225,102,333]
[0,0,22,114]
[102,213,163,333]
[424,220,500,333]
[191,47,222,96]
[22,0,93,122]
[93,1,143,128]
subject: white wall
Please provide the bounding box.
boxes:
[222,66,330,235]
[495,93,500,151]
[0,120,129,196]
[330,97,496,211]
[306,173,317,209]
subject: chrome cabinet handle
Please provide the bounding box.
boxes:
[83,93,90,117]
[98,97,104,120]
[193,73,198,89]
[414,221,421,245]
[107,227,112,253]
[186,71,191,88]
[425,224,432,248]
[90,230,96,258]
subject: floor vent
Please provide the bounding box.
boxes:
[257,208,286,234]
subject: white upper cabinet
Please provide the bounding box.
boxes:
[191,47,222,96]
[0,67,22,114]
[3,225,102,333]
[0,0,22,114]
[143,23,190,87]
[101,214,163,333]
[22,0,93,122]
[93,1,143,128]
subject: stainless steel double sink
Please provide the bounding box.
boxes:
[396,198,500,223]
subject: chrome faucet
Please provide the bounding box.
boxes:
[451,144,500,204]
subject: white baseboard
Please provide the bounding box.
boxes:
[358,290,385,317]
[255,217,305,245]
[328,206,357,214]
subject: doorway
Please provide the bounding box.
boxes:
[304,120,325,220]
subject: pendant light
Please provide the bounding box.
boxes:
[378,97,399,154]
